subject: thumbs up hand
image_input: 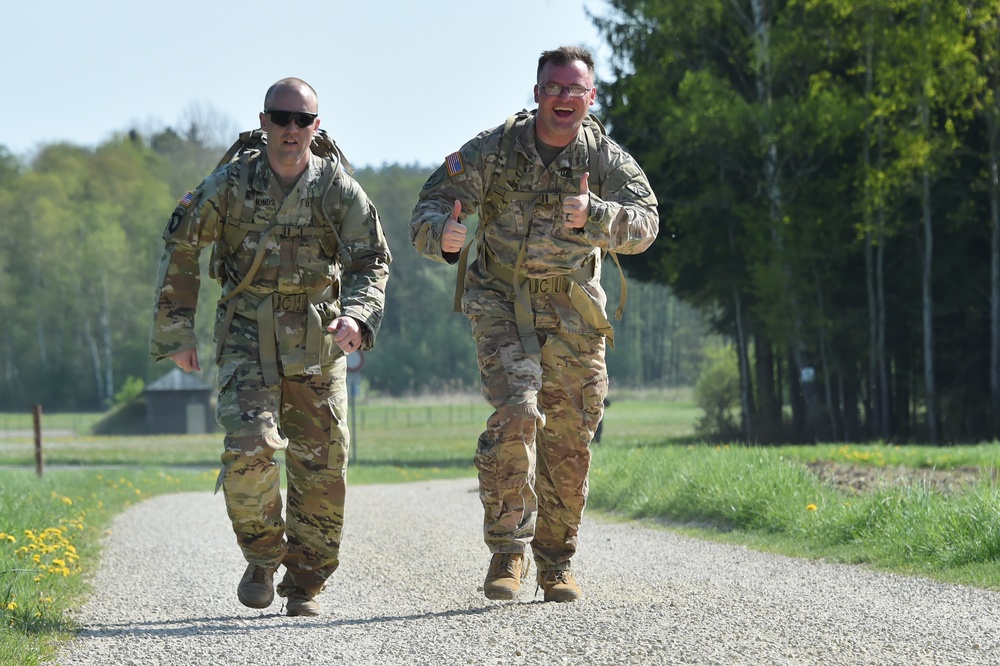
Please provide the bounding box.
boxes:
[441,199,467,253]
[561,172,590,229]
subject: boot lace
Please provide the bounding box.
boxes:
[491,553,520,577]
[544,570,570,585]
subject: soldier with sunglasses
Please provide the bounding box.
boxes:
[411,46,658,603]
[151,77,391,617]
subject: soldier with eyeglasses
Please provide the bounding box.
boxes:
[151,77,390,617]
[410,46,658,602]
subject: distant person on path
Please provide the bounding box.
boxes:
[410,46,658,602]
[150,78,391,616]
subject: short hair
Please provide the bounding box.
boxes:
[263,78,319,111]
[536,46,595,82]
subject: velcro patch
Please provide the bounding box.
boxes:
[626,182,652,199]
[445,151,465,177]
[178,191,195,207]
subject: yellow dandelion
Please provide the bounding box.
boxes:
[61,496,73,505]
[806,503,818,511]
[4,602,16,611]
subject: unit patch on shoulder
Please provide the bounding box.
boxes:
[178,191,195,208]
[445,151,465,177]
[626,182,652,199]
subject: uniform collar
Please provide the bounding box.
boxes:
[513,111,590,169]
[255,151,325,197]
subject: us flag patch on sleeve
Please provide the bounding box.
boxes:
[445,152,465,177]
[178,191,195,207]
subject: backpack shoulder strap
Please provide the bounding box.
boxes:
[313,155,352,267]
[580,114,628,321]
[312,129,355,176]
[582,114,604,197]
[453,111,530,312]
[480,110,531,225]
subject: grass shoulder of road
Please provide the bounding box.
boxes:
[588,441,1000,591]
[4,393,1000,663]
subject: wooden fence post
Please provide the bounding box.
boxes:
[33,404,43,478]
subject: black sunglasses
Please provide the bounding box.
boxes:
[264,110,317,128]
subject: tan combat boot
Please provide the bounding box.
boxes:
[237,563,276,609]
[282,588,321,617]
[537,569,582,603]
[483,552,531,600]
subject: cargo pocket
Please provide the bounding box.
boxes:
[581,373,608,435]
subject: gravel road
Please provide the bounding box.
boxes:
[55,478,1000,665]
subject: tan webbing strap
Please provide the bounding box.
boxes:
[510,195,542,355]
[581,119,627,322]
[214,300,238,365]
[453,231,477,313]
[303,303,323,375]
[608,250,627,321]
[256,296,280,386]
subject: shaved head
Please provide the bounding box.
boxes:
[264,78,318,112]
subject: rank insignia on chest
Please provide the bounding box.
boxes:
[178,191,195,208]
[446,151,465,177]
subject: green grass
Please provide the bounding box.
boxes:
[0,413,104,436]
[587,442,1000,589]
[5,393,1000,663]
[0,468,218,665]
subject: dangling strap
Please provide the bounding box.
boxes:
[453,228,478,313]
[303,303,324,375]
[256,296,280,387]
[510,196,542,355]
[607,250,627,321]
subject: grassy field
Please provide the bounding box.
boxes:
[3,391,1000,664]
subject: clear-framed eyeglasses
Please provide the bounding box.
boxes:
[538,84,592,98]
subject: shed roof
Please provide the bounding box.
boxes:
[145,368,212,392]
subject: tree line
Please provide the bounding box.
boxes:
[595,0,1000,443]
[0,125,709,413]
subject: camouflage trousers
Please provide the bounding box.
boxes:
[471,315,608,572]
[216,337,349,596]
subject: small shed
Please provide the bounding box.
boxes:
[144,368,216,434]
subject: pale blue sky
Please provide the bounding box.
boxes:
[4,0,613,168]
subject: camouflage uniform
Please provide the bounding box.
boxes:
[151,148,390,596]
[410,110,657,574]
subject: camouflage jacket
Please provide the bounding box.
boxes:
[409,110,658,333]
[150,150,391,372]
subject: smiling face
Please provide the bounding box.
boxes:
[259,82,320,180]
[533,59,596,148]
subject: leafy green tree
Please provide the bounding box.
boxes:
[593,0,999,443]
